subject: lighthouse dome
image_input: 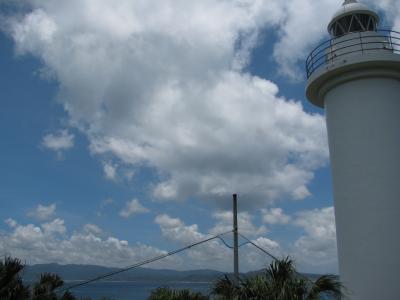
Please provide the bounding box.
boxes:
[328,0,379,37]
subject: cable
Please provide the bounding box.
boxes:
[238,233,279,261]
[239,233,316,284]
[56,230,233,293]
[216,236,250,249]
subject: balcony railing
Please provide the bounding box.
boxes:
[306,30,400,78]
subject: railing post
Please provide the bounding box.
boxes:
[389,31,394,53]
[359,31,364,54]
[312,49,316,77]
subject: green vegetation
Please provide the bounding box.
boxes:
[0,257,30,300]
[0,257,111,300]
[1,256,345,299]
[210,257,345,299]
[148,287,207,300]
[150,257,346,299]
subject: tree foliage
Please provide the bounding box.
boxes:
[0,257,30,300]
[0,257,81,300]
[1,256,345,300]
[211,257,346,300]
[148,287,208,300]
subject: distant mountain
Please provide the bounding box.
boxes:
[23,263,328,283]
[23,263,225,283]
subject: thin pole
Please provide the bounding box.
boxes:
[233,193,239,284]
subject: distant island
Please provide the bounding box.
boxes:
[23,264,225,283]
[23,263,323,283]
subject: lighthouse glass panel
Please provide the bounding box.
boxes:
[331,14,377,37]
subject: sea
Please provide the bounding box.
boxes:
[66,281,212,300]
[64,280,334,300]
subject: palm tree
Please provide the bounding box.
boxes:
[210,275,240,300]
[211,257,345,300]
[0,256,112,300]
[307,275,344,300]
[0,257,30,300]
[59,291,78,300]
[148,287,208,300]
[32,273,65,300]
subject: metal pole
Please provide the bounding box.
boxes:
[233,193,239,285]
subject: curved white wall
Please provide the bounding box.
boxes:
[325,77,400,299]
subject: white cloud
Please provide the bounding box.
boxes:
[4,218,17,228]
[119,199,149,218]
[262,208,291,225]
[252,236,280,252]
[102,161,118,181]
[83,223,103,236]
[210,211,267,237]
[154,213,281,271]
[155,214,204,244]
[371,0,400,29]
[270,0,400,79]
[2,0,330,210]
[240,236,281,270]
[292,206,338,273]
[0,220,178,269]
[271,0,339,79]
[155,213,226,269]
[41,218,66,235]
[102,162,135,183]
[27,203,56,221]
[5,212,350,272]
[41,129,74,153]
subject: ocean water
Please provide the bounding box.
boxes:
[68,281,212,300]
[65,281,334,300]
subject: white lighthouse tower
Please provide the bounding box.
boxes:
[306,0,400,299]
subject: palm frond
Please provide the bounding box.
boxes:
[210,275,238,300]
[307,275,346,300]
[148,286,208,300]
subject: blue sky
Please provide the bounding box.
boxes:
[0,0,396,274]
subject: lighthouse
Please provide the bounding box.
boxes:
[306,0,400,299]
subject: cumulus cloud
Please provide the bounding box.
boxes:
[1,0,331,210]
[1,210,339,272]
[271,0,400,79]
[41,218,66,235]
[83,223,103,236]
[154,213,236,270]
[0,214,280,271]
[102,161,117,181]
[292,206,338,273]
[27,203,56,221]
[101,162,134,183]
[252,236,280,252]
[367,0,400,29]
[271,0,338,79]
[262,208,291,225]
[241,236,281,270]
[119,199,149,218]
[0,219,178,268]
[4,218,17,228]
[155,214,204,244]
[210,211,267,237]
[154,213,281,271]
[41,129,74,155]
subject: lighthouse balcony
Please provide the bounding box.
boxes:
[306,30,400,78]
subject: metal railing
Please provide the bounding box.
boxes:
[306,30,400,78]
